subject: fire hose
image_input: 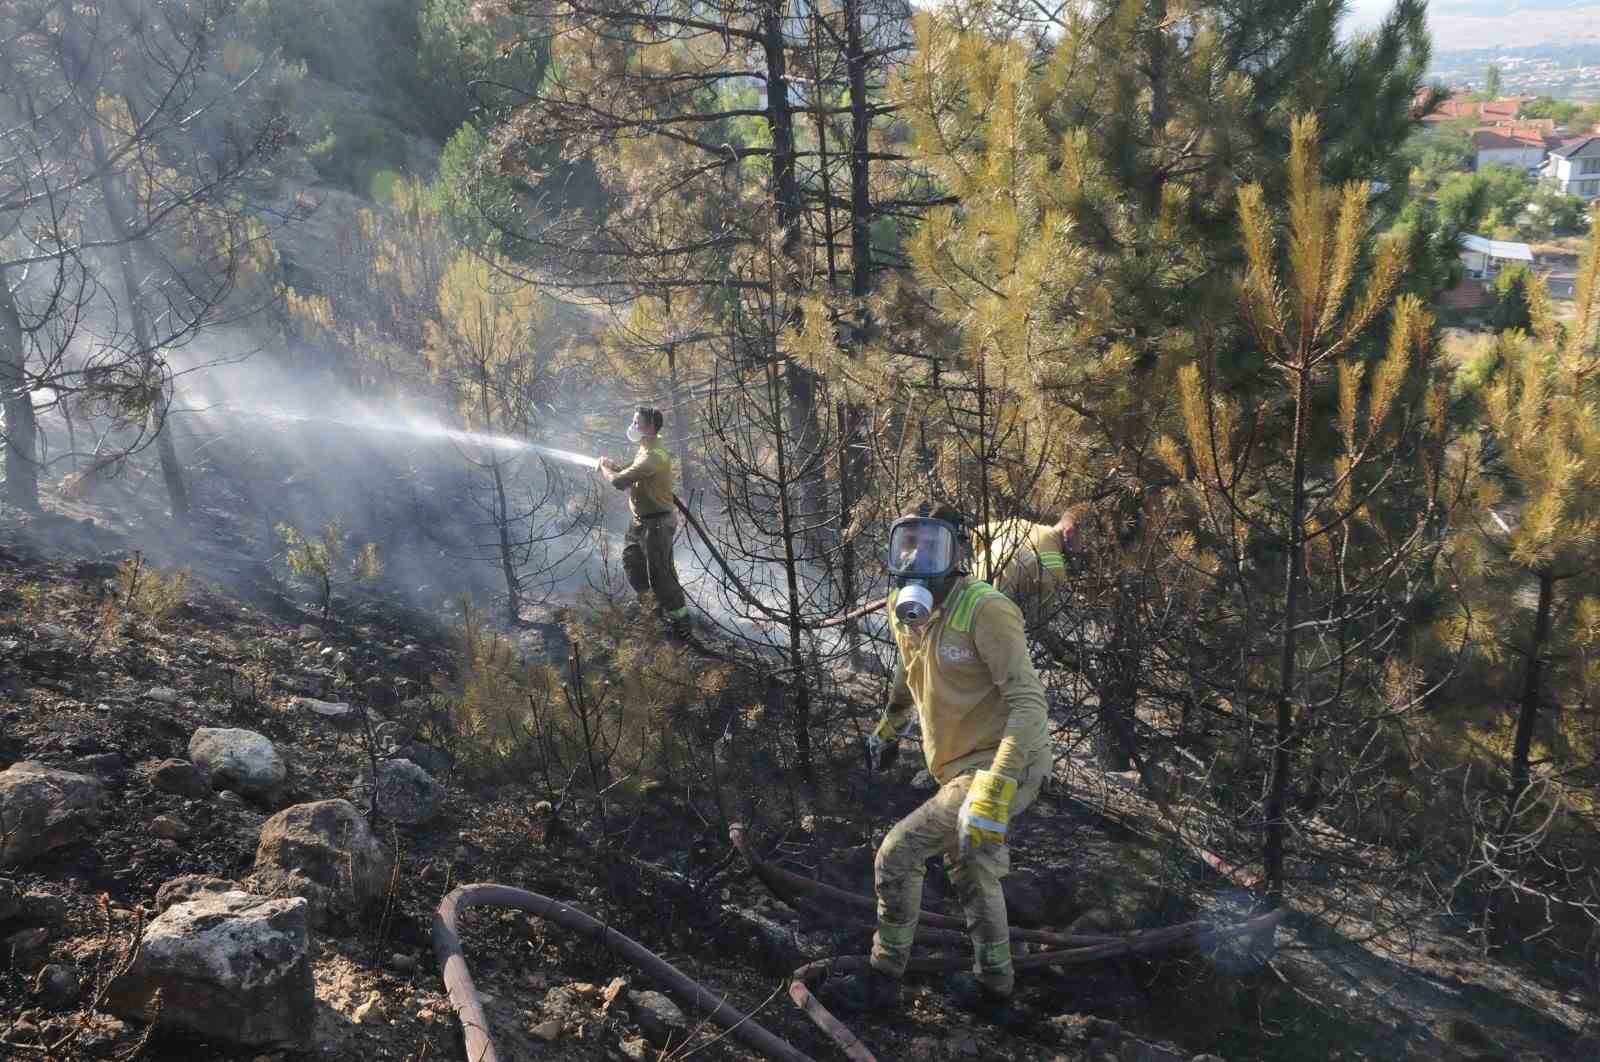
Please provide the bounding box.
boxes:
[433,883,819,1062]
[728,824,1285,1062]
[431,845,1284,1062]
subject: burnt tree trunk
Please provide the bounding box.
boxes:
[0,269,39,510]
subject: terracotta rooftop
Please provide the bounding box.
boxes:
[1470,126,1554,150]
[1421,96,1534,123]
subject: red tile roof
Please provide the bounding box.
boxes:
[1471,125,1555,150]
[1438,279,1489,311]
[1421,96,1533,123]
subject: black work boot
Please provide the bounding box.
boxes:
[946,974,1028,1027]
[817,968,902,1014]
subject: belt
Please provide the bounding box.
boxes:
[636,510,673,521]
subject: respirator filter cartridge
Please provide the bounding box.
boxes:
[894,582,934,625]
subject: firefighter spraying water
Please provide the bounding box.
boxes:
[221,400,884,639]
[595,406,692,637]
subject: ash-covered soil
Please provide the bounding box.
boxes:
[0,498,1592,1062]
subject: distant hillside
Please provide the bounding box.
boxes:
[1432,0,1594,13]
[1434,42,1600,67]
[1349,0,1600,50]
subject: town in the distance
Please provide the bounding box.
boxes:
[1413,43,1600,315]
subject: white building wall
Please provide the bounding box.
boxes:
[1547,151,1600,200]
[1476,146,1546,171]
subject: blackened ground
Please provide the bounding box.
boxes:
[0,497,1593,1062]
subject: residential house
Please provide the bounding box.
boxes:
[1459,234,1534,278]
[1471,123,1556,171]
[1421,95,1532,126]
[1543,136,1600,199]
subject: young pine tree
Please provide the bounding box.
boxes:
[1438,221,1600,923]
[1165,115,1450,916]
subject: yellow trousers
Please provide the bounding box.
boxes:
[869,750,1046,994]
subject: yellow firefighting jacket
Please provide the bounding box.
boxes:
[609,443,675,519]
[973,520,1067,603]
[885,575,1049,784]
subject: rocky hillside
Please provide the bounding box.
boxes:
[0,494,1591,1062]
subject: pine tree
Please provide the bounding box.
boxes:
[427,251,550,624]
[1169,114,1448,913]
[1437,218,1600,929]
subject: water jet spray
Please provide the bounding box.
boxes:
[222,404,601,468]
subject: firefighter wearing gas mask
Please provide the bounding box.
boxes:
[598,407,690,634]
[824,501,1049,1021]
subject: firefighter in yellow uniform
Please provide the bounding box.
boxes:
[599,407,690,634]
[822,501,1049,1023]
[971,508,1082,630]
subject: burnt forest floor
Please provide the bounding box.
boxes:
[0,487,1595,1062]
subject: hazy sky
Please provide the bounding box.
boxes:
[1345,0,1600,50]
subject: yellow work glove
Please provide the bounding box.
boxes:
[867,708,914,771]
[957,770,1017,856]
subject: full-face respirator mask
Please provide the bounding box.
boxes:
[886,514,964,626]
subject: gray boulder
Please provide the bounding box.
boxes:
[374,759,444,824]
[188,728,286,798]
[249,800,392,926]
[104,890,314,1049]
[0,762,106,867]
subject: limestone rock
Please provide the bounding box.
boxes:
[249,800,392,926]
[155,875,239,914]
[292,696,356,726]
[188,728,286,799]
[149,759,211,799]
[373,759,444,824]
[104,891,314,1049]
[0,762,106,867]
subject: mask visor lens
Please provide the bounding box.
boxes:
[887,519,955,578]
